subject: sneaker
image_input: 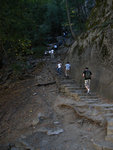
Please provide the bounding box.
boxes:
[67,76,69,79]
[87,91,91,95]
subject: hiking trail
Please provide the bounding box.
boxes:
[0,45,113,150]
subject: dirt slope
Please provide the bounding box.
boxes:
[0,53,105,150]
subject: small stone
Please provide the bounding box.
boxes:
[47,128,64,136]
[54,121,60,125]
[21,135,26,139]
[33,92,37,96]
[32,118,40,126]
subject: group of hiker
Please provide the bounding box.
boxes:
[45,49,92,95]
[56,61,71,79]
[44,29,92,95]
[44,44,58,59]
[56,61,92,95]
[44,29,69,59]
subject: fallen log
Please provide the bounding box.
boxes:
[36,81,56,86]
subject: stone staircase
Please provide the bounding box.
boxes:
[49,60,113,150]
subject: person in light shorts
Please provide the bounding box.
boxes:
[65,62,71,78]
[50,49,54,59]
[82,67,92,94]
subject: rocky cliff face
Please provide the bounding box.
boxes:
[66,0,113,100]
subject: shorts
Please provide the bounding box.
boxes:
[84,79,91,88]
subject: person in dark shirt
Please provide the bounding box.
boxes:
[82,67,92,94]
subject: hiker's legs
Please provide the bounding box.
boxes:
[51,54,54,59]
[65,70,67,77]
[65,70,70,77]
[67,70,70,77]
[57,68,61,75]
[85,79,91,93]
[59,68,61,75]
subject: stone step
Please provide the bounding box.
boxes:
[68,89,86,94]
[0,145,9,150]
[53,67,113,145]
[63,86,86,90]
[107,126,113,135]
[79,96,100,99]
[91,103,113,108]
[90,104,113,113]
[63,86,81,90]
[81,100,101,104]
[80,98,101,101]
[107,119,113,126]
[104,113,113,119]
[60,80,75,84]
[60,84,77,89]
[69,92,80,100]
[104,108,113,114]
[62,83,77,86]
[105,135,113,142]
[78,92,97,96]
[93,140,113,150]
[69,88,86,91]
[60,85,76,90]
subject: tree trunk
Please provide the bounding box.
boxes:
[1,41,7,58]
[65,0,76,39]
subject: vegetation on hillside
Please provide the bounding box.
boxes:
[0,0,94,78]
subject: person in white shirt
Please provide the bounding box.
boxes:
[65,62,71,78]
[50,49,54,59]
[57,62,62,75]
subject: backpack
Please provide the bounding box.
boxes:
[85,70,91,79]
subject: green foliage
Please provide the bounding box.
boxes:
[78,45,84,56]
[11,62,24,77]
[44,0,65,36]
[62,0,95,34]
[0,0,93,76]
[32,46,45,58]
[101,44,110,60]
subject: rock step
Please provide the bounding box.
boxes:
[62,86,83,90]
[60,80,76,84]
[107,126,113,135]
[80,100,101,104]
[105,135,113,142]
[62,87,86,93]
[90,104,113,110]
[85,104,113,115]
[63,86,86,90]
[68,90,87,94]
[93,140,113,150]
[107,119,113,126]
[104,108,113,113]
[80,98,101,101]
[53,70,113,145]
[79,96,99,99]
[78,93,97,96]
[104,113,113,119]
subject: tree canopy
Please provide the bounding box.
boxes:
[0,0,95,76]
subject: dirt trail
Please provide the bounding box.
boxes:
[0,51,105,150]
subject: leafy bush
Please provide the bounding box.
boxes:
[32,46,45,58]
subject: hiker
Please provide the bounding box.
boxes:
[54,44,58,50]
[44,51,48,57]
[82,67,92,94]
[62,32,66,43]
[65,62,71,78]
[65,28,68,36]
[63,32,66,37]
[50,49,54,59]
[57,61,62,75]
